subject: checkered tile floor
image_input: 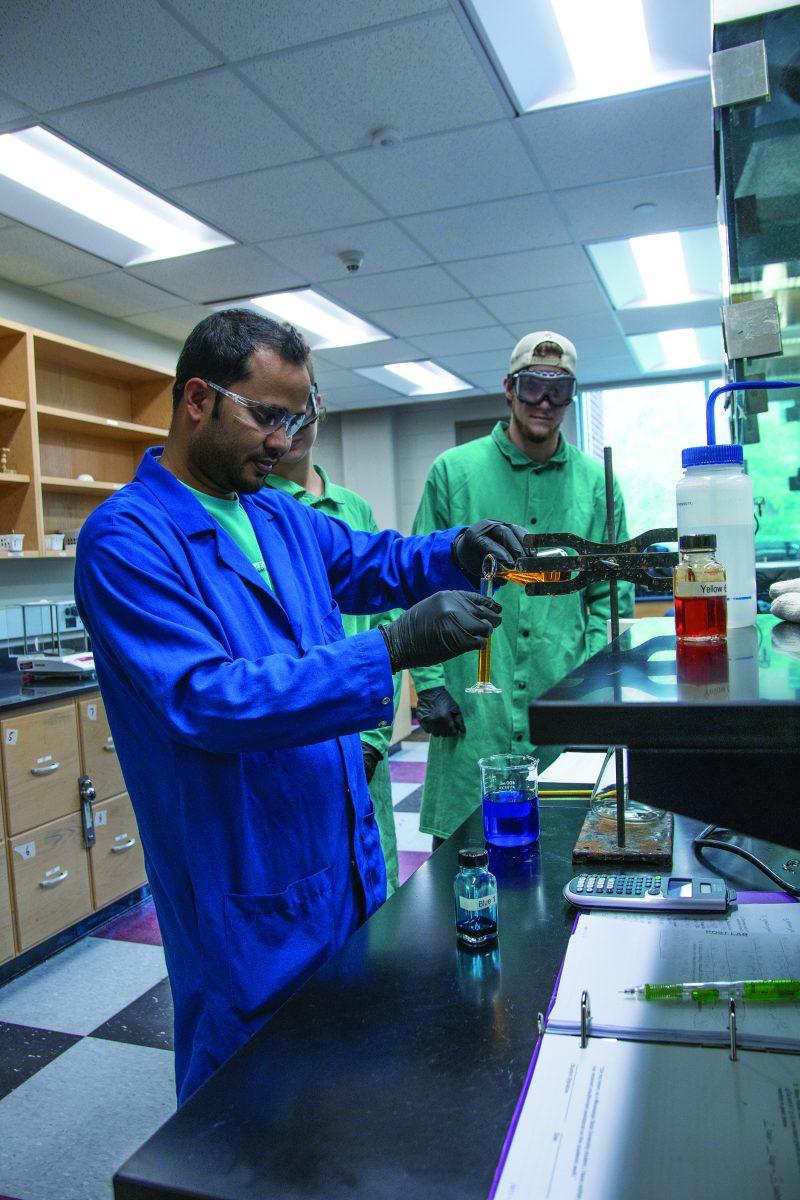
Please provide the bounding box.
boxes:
[0,733,433,1200]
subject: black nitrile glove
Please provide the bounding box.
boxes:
[361,741,383,784]
[416,687,466,738]
[450,520,528,584]
[379,591,502,672]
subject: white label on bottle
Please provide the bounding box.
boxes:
[14,841,35,860]
[87,703,97,722]
[674,581,726,598]
[95,810,108,827]
[5,728,17,746]
[460,893,497,912]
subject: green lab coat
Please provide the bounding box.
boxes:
[266,465,401,894]
[411,423,633,840]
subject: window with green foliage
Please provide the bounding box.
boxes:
[578,380,729,537]
[742,398,800,561]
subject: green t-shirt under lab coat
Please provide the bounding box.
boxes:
[265,464,402,895]
[411,423,633,840]
[181,482,276,594]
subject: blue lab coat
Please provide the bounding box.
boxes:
[75,449,466,1103]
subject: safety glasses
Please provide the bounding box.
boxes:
[206,381,319,438]
[511,370,576,408]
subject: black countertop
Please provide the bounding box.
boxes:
[529,615,800,751]
[114,802,788,1200]
[0,665,98,713]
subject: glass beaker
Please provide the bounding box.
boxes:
[479,753,540,849]
[466,554,501,695]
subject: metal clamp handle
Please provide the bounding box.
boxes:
[31,762,60,776]
[111,836,136,853]
[40,868,69,888]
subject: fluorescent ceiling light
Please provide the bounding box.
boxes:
[0,126,232,266]
[249,289,389,350]
[356,361,472,396]
[628,326,724,373]
[588,227,721,309]
[465,0,709,111]
[552,0,652,101]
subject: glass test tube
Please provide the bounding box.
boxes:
[466,555,502,696]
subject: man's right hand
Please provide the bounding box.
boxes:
[416,687,466,737]
[380,591,501,672]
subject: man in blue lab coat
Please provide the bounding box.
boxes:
[75,310,524,1104]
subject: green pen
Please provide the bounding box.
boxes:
[621,979,800,1004]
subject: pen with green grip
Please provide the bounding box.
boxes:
[621,979,800,1004]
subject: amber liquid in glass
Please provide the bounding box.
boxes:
[477,638,492,684]
[496,569,562,586]
[674,595,727,642]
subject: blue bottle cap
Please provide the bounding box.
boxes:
[682,444,744,468]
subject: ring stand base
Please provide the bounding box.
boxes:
[572,806,673,865]
[465,682,502,694]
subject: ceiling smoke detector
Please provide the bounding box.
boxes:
[338,250,365,274]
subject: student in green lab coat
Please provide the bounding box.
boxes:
[411,332,633,842]
[266,387,402,894]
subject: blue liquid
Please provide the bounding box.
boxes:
[483,789,540,848]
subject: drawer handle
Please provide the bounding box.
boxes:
[31,761,61,776]
[111,836,136,853]
[102,741,116,753]
[40,867,69,888]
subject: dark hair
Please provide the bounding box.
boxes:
[172,309,310,408]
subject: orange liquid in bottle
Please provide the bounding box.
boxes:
[674,595,727,642]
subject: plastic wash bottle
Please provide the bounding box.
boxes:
[676,444,756,629]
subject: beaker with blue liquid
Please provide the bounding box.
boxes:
[479,753,540,849]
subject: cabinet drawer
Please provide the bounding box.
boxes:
[10,813,91,951]
[2,704,80,835]
[90,793,147,909]
[0,845,14,963]
[78,697,124,802]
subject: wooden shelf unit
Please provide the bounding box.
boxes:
[0,318,173,554]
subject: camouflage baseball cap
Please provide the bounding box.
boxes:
[509,331,578,376]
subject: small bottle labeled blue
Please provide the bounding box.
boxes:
[454,846,498,948]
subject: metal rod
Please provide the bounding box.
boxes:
[603,446,626,848]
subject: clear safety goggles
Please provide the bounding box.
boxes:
[206,380,318,437]
[511,369,577,408]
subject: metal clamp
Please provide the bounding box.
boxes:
[520,527,678,595]
[31,761,60,776]
[111,836,136,853]
[580,989,591,1048]
[40,867,69,888]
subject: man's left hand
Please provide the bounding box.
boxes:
[362,741,383,784]
[451,520,528,584]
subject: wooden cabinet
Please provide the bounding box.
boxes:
[1,703,80,834]
[0,845,15,963]
[90,792,146,909]
[9,812,92,951]
[78,696,124,802]
[0,317,172,559]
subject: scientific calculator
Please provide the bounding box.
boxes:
[563,872,735,912]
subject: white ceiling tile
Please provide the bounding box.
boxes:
[481,281,611,324]
[242,13,504,154]
[323,382,400,406]
[582,356,643,384]
[167,0,446,59]
[370,298,495,336]
[399,193,571,261]
[128,245,304,304]
[506,325,629,358]
[616,299,722,336]
[41,272,185,319]
[0,222,110,286]
[0,1,218,110]
[445,245,593,297]
[172,161,382,243]
[438,349,509,377]
[335,124,544,216]
[554,168,717,241]
[0,93,32,131]
[312,340,423,369]
[125,305,212,342]
[517,80,713,190]
[463,371,507,391]
[320,265,467,311]
[261,221,431,280]
[51,71,315,191]
[407,327,511,357]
